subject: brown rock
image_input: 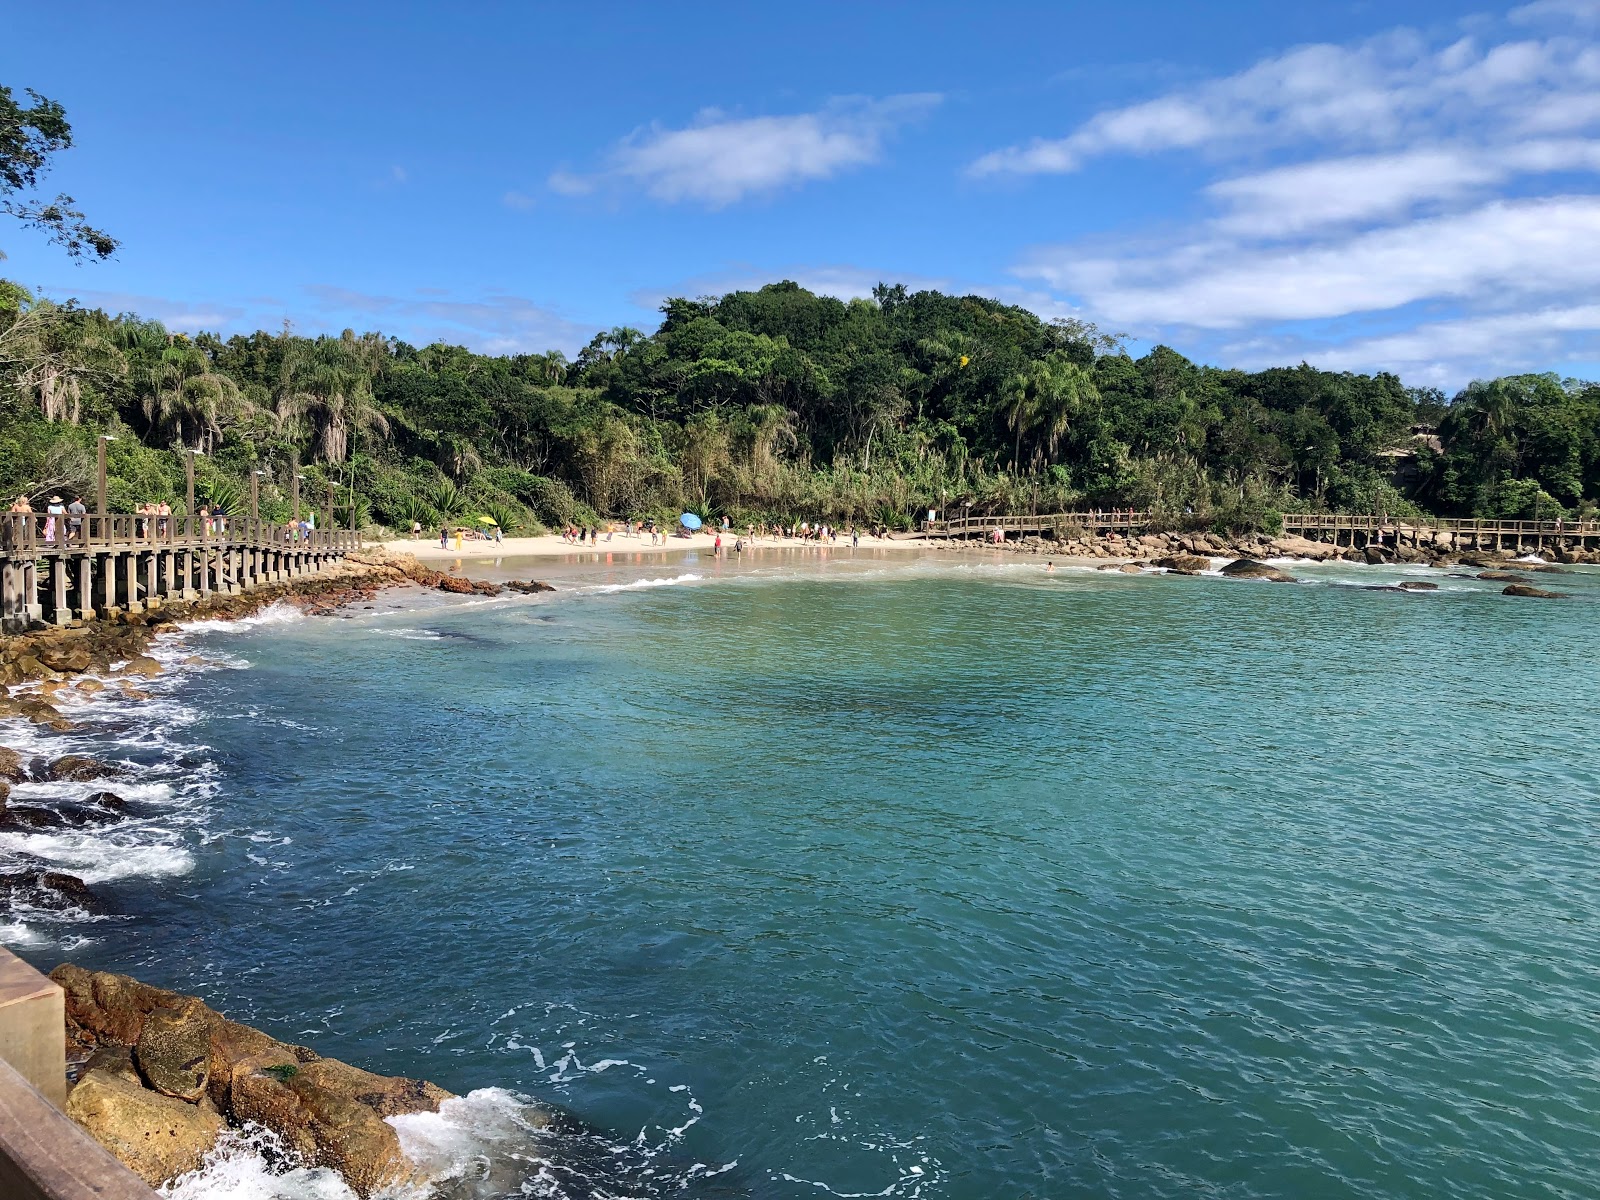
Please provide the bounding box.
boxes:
[83,1043,144,1086]
[1503,584,1567,598]
[230,1059,446,1197]
[1154,554,1211,573]
[0,746,24,782]
[1219,559,1298,583]
[66,1068,225,1186]
[119,656,164,679]
[136,1004,214,1102]
[1117,563,1143,573]
[37,645,94,674]
[52,964,191,1047]
[1478,571,1530,583]
[1397,581,1439,591]
[45,754,124,783]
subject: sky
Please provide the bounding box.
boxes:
[4,0,1600,390]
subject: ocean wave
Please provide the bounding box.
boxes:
[590,573,703,594]
[180,602,306,633]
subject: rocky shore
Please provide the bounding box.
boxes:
[0,549,555,701]
[50,964,497,1194]
[988,527,1586,595]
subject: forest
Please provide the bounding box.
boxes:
[2,278,1597,537]
[2,85,1597,537]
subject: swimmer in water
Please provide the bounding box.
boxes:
[1045,561,1055,573]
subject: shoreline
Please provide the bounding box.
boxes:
[0,537,1594,1197]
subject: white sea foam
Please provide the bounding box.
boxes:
[590,572,703,594]
[162,1126,360,1200]
[179,602,305,633]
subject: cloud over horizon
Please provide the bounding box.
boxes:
[986,6,1600,388]
[550,94,941,207]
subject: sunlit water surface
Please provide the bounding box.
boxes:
[7,549,1600,1199]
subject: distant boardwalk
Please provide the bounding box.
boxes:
[0,514,360,633]
[922,509,1600,557]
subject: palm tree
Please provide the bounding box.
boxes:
[1031,354,1099,463]
[1003,369,1039,471]
[1,300,125,425]
[140,342,246,451]
[276,335,390,464]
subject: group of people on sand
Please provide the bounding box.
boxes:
[438,523,502,551]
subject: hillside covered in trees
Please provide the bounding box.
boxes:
[2,277,1598,535]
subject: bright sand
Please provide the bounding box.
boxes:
[380,529,940,562]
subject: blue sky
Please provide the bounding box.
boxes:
[4,0,1599,389]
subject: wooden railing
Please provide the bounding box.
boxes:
[1281,514,1600,536]
[925,510,1151,537]
[0,513,361,557]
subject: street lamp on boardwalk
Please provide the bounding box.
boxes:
[96,435,116,532]
[251,470,266,524]
[184,448,204,536]
[292,473,305,524]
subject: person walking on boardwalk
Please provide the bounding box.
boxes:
[44,495,64,544]
[67,495,86,542]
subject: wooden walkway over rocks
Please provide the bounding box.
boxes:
[1,513,361,633]
[922,509,1600,555]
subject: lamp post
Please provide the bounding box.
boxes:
[96,434,116,534]
[292,473,304,524]
[325,481,335,533]
[184,448,205,536]
[250,470,265,524]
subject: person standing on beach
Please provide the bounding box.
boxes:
[439,525,449,549]
[714,532,722,556]
[412,519,422,539]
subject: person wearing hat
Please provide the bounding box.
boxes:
[44,495,65,544]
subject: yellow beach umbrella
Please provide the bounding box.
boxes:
[474,514,498,525]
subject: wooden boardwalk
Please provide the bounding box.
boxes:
[922,510,1152,539]
[922,509,1600,555]
[1,513,361,633]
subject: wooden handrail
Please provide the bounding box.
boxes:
[0,512,361,559]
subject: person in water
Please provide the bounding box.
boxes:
[1045,561,1055,573]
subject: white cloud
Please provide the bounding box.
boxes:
[1230,304,1600,388]
[1204,139,1600,237]
[1023,195,1600,328]
[1510,0,1600,26]
[49,288,246,332]
[970,29,1600,177]
[987,10,1600,387]
[302,285,593,355]
[553,94,940,207]
[501,190,536,210]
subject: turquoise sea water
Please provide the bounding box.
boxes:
[7,550,1600,1198]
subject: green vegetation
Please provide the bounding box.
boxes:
[2,88,1595,534]
[2,280,1597,534]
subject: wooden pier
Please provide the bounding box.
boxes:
[922,509,1600,556]
[923,510,1152,539]
[1,513,360,634]
[1278,513,1600,555]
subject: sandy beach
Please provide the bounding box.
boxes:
[382,529,939,562]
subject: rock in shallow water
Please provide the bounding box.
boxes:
[51,964,458,1196]
[1219,559,1298,583]
[66,1068,225,1187]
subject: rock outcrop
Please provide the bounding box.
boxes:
[1503,584,1567,599]
[66,1068,226,1186]
[1219,559,1298,583]
[52,964,454,1196]
[42,754,125,783]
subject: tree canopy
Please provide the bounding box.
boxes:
[2,278,1596,535]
